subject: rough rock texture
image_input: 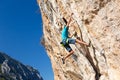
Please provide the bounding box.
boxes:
[37,0,120,80]
[0,52,43,80]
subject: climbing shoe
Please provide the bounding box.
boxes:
[62,58,65,64]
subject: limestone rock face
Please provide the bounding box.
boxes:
[37,0,120,80]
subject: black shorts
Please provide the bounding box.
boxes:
[63,38,76,52]
[64,44,72,52]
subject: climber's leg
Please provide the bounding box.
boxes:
[75,39,88,45]
[67,38,88,46]
[62,44,74,64]
[64,50,74,60]
[62,50,74,64]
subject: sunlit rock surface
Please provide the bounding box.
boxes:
[37,0,120,80]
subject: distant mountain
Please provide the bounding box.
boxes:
[0,52,43,80]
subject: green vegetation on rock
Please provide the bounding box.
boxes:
[0,78,5,80]
[0,64,2,73]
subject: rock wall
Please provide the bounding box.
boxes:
[37,0,120,80]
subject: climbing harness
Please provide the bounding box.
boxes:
[60,38,69,46]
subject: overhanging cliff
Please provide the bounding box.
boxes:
[37,0,120,80]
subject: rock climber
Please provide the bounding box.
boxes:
[60,13,88,64]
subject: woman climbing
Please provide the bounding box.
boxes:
[60,13,88,64]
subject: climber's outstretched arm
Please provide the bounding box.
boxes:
[66,13,73,27]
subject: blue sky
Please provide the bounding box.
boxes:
[0,0,54,80]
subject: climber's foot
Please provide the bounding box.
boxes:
[62,58,65,64]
